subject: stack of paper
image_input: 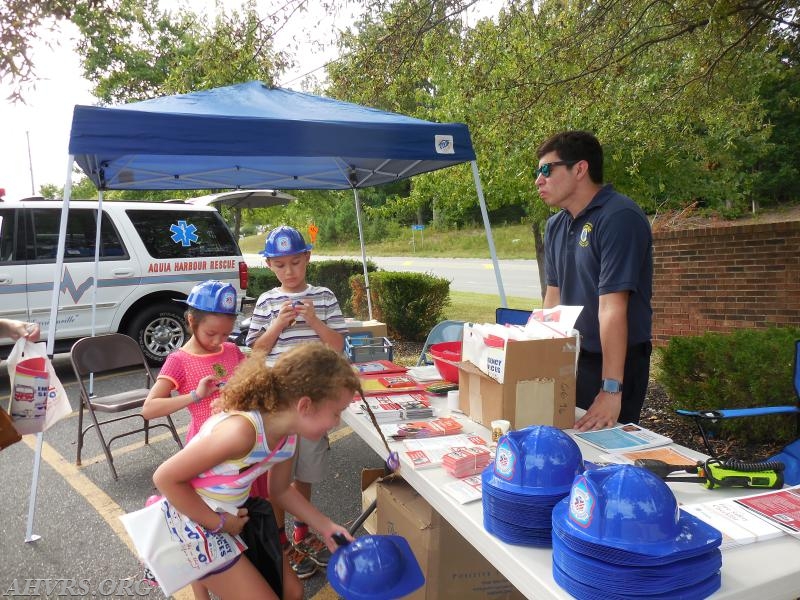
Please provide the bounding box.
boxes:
[442,475,483,504]
[442,446,491,478]
[734,485,800,535]
[401,434,490,470]
[359,393,433,423]
[379,417,462,439]
[682,497,787,549]
[352,360,407,375]
[359,373,426,396]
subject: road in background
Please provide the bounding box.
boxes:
[245,254,541,300]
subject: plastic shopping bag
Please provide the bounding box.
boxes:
[119,498,247,596]
[5,338,71,435]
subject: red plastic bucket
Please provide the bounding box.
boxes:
[428,341,462,384]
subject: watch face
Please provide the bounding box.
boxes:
[602,379,622,393]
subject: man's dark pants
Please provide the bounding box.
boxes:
[575,342,652,424]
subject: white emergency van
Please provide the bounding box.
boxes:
[0,199,248,364]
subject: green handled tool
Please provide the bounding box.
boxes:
[634,457,785,489]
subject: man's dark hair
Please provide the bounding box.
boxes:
[537,130,603,184]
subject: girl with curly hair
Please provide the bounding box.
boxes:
[153,343,359,600]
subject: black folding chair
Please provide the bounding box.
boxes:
[71,333,183,479]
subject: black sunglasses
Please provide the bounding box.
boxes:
[535,160,579,178]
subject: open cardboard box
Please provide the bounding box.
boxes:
[377,477,524,600]
[457,335,578,430]
[360,468,384,534]
[344,319,388,338]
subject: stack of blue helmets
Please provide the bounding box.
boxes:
[551,464,723,600]
[482,425,584,546]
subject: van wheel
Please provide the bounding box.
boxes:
[128,303,188,366]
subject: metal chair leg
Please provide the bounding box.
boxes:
[166,415,183,449]
[83,396,119,480]
[76,400,85,467]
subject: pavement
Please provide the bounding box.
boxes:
[0,353,385,599]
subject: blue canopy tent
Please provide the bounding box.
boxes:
[64,81,506,318]
[25,82,506,539]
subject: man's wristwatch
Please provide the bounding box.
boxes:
[601,379,623,394]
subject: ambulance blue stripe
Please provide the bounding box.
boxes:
[0,271,239,294]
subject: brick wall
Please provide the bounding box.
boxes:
[652,221,800,346]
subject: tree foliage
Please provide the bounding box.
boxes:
[74,0,291,103]
[320,0,798,295]
[7,0,798,272]
[0,0,112,101]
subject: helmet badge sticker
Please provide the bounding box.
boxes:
[494,438,516,481]
[276,235,292,252]
[222,292,236,310]
[568,477,595,528]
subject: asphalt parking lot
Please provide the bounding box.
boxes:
[0,353,384,599]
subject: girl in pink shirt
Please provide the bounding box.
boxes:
[143,281,244,441]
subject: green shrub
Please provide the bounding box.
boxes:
[657,327,800,446]
[247,267,279,298]
[351,271,450,341]
[308,259,378,316]
[246,259,378,316]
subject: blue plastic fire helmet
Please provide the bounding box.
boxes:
[260,225,312,257]
[486,425,584,496]
[184,280,238,315]
[556,464,722,557]
[327,535,425,600]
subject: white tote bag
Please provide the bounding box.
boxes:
[5,338,72,435]
[119,497,246,596]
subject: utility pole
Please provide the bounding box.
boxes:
[26,131,35,195]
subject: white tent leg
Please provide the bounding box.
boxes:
[24,155,75,543]
[24,432,43,543]
[471,161,507,307]
[352,188,374,320]
[89,190,104,396]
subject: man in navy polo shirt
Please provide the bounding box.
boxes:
[537,131,653,431]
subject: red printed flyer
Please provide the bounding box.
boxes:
[735,485,800,535]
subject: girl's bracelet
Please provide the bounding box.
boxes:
[208,512,226,534]
[190,389,200,403]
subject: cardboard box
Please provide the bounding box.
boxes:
[344,319,388,338]
[360,468,384,534]
[458,336,577,430]
[377,478,524,600]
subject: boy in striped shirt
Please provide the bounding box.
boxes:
[245,226,348,578]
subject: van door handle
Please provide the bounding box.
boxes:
[112,269,135,278]
[0,276,10,284]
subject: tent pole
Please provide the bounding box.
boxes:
[89,190,104,397]
[471,161,507,307]
[24,156,75,543]
[352,187,373,320]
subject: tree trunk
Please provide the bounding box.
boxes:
[531,218,546,301]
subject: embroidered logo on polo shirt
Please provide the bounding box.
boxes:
[579,223,593,247]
